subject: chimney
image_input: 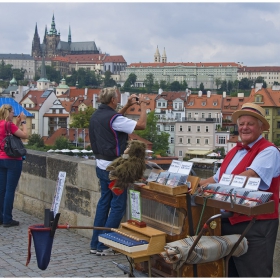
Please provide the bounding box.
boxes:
[207,91,211,98]
[158,88,163,95]
[223,91,227,98]
[198,90,202,97]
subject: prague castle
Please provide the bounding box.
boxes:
[31,14,100,58]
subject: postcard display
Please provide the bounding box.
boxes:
[147,160,194,195]
[202,173,272,206]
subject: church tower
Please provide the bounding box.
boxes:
[162,47,167,63]
[154,46,161,62]
[45,14,61,57]
[31,23,41,57]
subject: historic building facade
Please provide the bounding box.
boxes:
[31,14,100,58]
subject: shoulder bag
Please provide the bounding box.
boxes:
[3,121,27,158]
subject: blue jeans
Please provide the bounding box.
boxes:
[90,166,127,250]
[0,159,23,224]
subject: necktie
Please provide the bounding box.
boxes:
[236,142,251,151]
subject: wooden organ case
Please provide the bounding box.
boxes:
[131,176,224,277]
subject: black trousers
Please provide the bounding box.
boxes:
[222,218,279,277]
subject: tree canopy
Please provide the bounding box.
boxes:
[134,111,169,156]
[70,106,95,128]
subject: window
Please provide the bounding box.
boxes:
[187,138,191,144]
[197,126,200,132]
[264,133,268,140]
[202,113,205,118]
[59,109,63,114]
[179,137,183,144]
[265,109,269,116]
[156,125,160,132]
[171,125,174,132]
[205,126,209,132]
[188,126,191,132]
[179,125,183,131]
[277,122,280,129]
[208,113,212,118]
[179,151,183,157]
[52,109,56,114]
[196,138,200,144]
[205,139,209,144]
[218,136,226,144]
[170,137,174,143]
[32,124,35,129]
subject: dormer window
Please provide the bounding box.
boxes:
[202,102,206,106]
[213,102,217,106]
[189,101,194,106]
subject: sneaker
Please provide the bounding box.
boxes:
[3,220,19,227]
[90,249,97,254]
[96,249,121,256]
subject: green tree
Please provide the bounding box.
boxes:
[0,60,13,80]
[239,78,253,90]
[255,76,267,88]
[220,80,227,92]
[159,80,168,91]
[227,80,233,93]
[103,70,116,87]
[28,133,45,148]
[199,82,204,91]
[180,80,188,90]
[273,138,280,147]
[12,68,25,81]
[45,65,61,84]
[122,73,137,91]
[144,73,154,93]
[134,111,169,155]
[54,136,69,149]
[215,78,222,90]
[170,81,181,91]
[70,106,95,128]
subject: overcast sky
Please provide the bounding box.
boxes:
[1,1,280,66]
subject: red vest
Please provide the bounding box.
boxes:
[219,138,280,225]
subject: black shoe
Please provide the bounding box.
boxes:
[3,220,19,227]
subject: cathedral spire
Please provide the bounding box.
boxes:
[68,25,71,44]
[162,47,167,63]
[49,13,57,35]
[154,45,161,62]
[31,23,41,57]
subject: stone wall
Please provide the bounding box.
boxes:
[14,149,99,239]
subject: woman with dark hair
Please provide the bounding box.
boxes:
[0,104,29,227]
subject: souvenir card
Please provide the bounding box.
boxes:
[242,191,272,206]
[166,173,188,187]
[231,175,247,188]
[146,171,160,182]
[244,177,261,190]
[202,184,220,197]
[178,161,193,175]
[168,160,182,173]
[156,171,170,185]
[219,174,234,185]
[213,185,233,201]
[231,188,250,204]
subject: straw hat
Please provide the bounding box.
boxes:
[232,103,270,131]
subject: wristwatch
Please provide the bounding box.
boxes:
[21,121,26,124]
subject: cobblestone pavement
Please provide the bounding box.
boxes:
[0,209,129,278]
[0,209,279,278]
